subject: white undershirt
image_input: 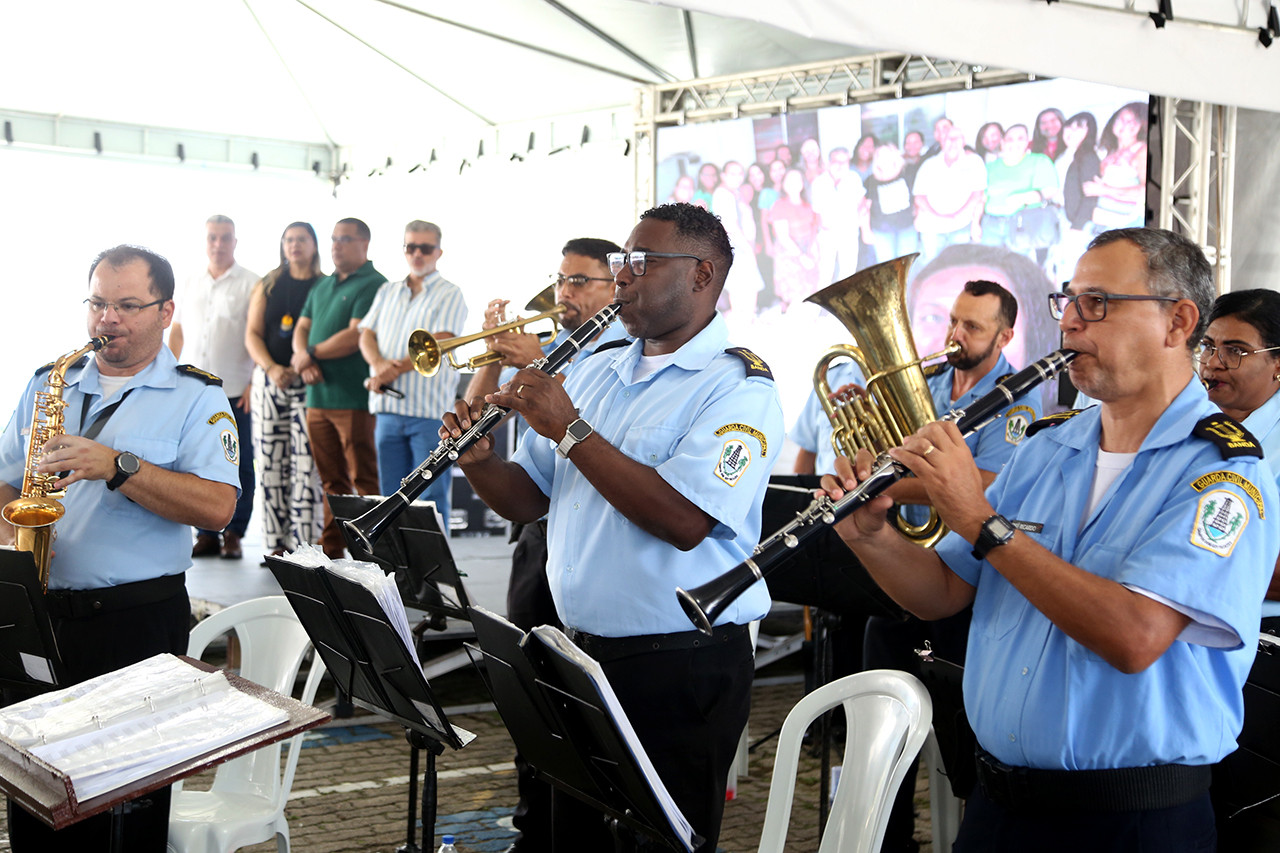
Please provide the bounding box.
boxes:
[631,352,673,383]
[1085,448,1237,648]
[96,373,129,401]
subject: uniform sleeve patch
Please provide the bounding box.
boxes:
[1193,414,1263,459]
[220,428,240,465]
[1191,470,1264,519]
[1191,489,1249,556]
[1004,405,1035,445]
[1025,409,1082,437]
[177,364,224,386]
[715,438,752,486]
[714,423,768,457]
[724,347,773,380]
[208,411,236,428]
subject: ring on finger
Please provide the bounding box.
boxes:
[517,384,525,398]
[923,442,936,456]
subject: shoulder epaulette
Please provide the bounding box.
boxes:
[34,355,88,377]
[725,347,773,380]
[177,364,224,386]
[1193,414,1263,459]
[922,362,947,377]
[594,338,631,353]
[1025,409,1083,438]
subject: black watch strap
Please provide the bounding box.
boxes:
[107,451,140,491]
[971,513,1016,560]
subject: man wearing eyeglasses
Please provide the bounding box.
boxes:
[447,204,784,852]
[358,220,466,529]
[292,218,387,558]
[169,214,259,559]
[0,245,240,851]
[462,236,625,853]
[825,227,1277,850]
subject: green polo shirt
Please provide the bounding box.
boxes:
[300,261,386,409]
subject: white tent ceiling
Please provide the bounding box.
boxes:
[0,0,859,153]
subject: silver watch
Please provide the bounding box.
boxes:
[556,417,593,459]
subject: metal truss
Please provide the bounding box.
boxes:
[1152,97,1237,291]
[632,52,1036,217]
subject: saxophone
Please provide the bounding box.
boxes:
[2,336,113,591]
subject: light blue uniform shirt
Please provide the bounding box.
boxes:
[1242,387,1280,619]
[0,347,242,589]
[358,273,468,420]
[937,378,1276,769]
[790,360,865,476]
[511,313,785,636]
[901,355,1040,525]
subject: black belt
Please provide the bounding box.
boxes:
[45,573,187,620]
[975,747,1211,813]
[565,622,749,664]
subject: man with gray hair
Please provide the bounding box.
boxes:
[827,227,1276,849]
[170,214,258,559]
[359,220,466,526]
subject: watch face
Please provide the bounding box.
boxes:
[118,452,141,475]
[987,515,1016,539]
[568,419,592,441]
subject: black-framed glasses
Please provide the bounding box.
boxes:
[404,242,438,255]
[1047,290,1180,322]
[1196,341,1280,370]
[607,251,703,277]
[83,298,166,316]
[550,273,614,289]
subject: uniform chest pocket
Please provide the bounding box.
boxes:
[101,435,179,518]
[977,520,1060,640]
[616,425,681,467]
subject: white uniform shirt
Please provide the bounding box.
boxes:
[172,262,259,396]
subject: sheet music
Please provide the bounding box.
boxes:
[281,545,421,669]
[530,626,696,851]
[0,655,288,802]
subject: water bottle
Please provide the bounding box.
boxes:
[437,835,458,853]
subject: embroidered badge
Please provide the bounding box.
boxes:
[715,439,751,486]
[220,428,240,465]
[208,411,236,428]
[1004,405,1035,445]
[714,423,768,457]
[1191,470,1264,519]
[1193,414,1263,459]
[1191,489,1249,557]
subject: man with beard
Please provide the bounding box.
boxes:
[463,236,627,853]
[866,277,1037,853]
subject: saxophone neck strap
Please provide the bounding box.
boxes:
[79,390,133,442]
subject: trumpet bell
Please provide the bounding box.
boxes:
[408,329,442,377]
[524,284,558,313]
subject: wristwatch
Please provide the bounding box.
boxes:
[556,417,594,459]
[107,451,141,491]
[971,513,1016,560]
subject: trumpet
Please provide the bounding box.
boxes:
[409,286,564,376]
[676,349,1077,635]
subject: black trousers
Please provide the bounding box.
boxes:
[6,586,190,853]
[955,785,1217,852]
[505,521,560,852]
[551,632,754,852]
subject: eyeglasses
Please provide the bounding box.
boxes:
[1047,289,1180,322]
[607,251,703,277]
[550,273,614,289]
[404,242,438,255]
[83,298,166,316]
[1196,341,1280,370]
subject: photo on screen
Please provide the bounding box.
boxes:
[655,78,1151,419]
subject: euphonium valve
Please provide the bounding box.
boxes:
[2,335,113,592]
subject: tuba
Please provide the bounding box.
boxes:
[2,336,113,591]
[805,253,957,547]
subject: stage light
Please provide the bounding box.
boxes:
[251,152,260,170]
[1149,0,1173,28]
[1262,26,1275,46]
[429,148,438,164]
[527,131,536,153]
[3,121,11,144]
[477,140,484,158]
[93,131,102,154]
[1270,3,1280,35]
[312,160,322,176]
[177,143,185,163]
[580,125,591,145]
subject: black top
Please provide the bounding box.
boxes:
[1063,150,1102,230]
[262,270,320,366]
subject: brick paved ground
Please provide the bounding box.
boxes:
[0,646,938,853]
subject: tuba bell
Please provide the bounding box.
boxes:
[804,253,957,547]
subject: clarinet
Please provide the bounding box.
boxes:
[676,348,1077,634]
[343,302,624,556]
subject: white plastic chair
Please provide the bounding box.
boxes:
[167,596,327,853]
[757,669,932,853]
[922,728,962,853]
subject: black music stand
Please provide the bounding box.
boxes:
[266,556,476,853]
[0,549,64,698]
[465,606,701,853]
